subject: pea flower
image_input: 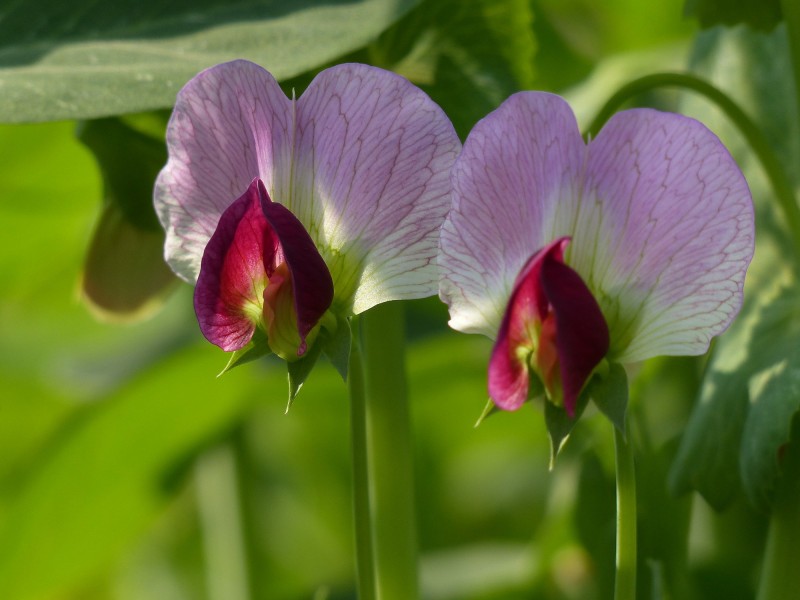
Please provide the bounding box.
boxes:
[154,60,460,376]
[439,92,754,421]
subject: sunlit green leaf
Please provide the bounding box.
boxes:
[670,276,800,510]
[742,360,800,510]
[0,0,417,123]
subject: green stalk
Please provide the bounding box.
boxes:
[349,321,377,600]
[359,301,419,600]
[614,423,637,600]
[757,441,800,600]
[586,72,800,259]
[195,442,252,600]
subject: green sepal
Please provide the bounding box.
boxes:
[590,362,629,438]
[286,339,324,413]
[217,329,272,377]
[475,375,545,427]
[322,316,352,381]
[545,386,590,469]
[474,398,499,427]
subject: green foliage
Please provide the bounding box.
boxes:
[368,0,537,137]
[684,0,783,31]
[670,276,800,511]
[0,0,417,123]
[78,117,177,320]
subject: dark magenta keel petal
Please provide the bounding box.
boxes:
[257,180,334,354]
[487,238,569,410]
[541,253,610,416]
[194,180,277,351]
[488,314,530,411]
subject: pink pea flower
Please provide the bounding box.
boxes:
[155,60,460,367]
[439,92,754,418]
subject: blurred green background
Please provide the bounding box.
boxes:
[0,0,787,598]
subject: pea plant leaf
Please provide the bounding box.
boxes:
[0,0,417,123]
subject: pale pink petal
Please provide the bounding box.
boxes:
[575,109,754,362]
[292,64,461,314]
[440,92,753,365]
[155,60,293,283]
[439,92,585,336]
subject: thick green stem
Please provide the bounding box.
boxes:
[195,443,252,600]
[757,441,800,600]
[614,423,637,600]
[359,301,419,600]
[349,327,377,600]
[586,72,800,259]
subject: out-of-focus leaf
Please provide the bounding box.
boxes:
[742,359,800,510]
[81,202,177,321]
[0,0,417,123]
[0,345,260,600]
[670,276,800,509]
[370,0,536,137]
[669,24,800,511]
[77,118,165,231]
[77,117,177,321]
[684,0,782,32]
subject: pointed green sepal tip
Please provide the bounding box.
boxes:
[217,329,272,377]
[475,398,499,428]
[590,362,629,438]
[545,386,590,469]
[286,340,324,412]
[321,315,352,381]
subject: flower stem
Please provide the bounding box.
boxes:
[350,302,419,600]
[195,442,252,600]
[348,327,377,600]
[614,422,637,600]
[757,441,800,600]
[586,72,800,259]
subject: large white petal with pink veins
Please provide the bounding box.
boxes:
[439,92,585,338]
[439,91,754,363]
[292,64,460,314]
[155,60,293,284]
[155,60,460,315]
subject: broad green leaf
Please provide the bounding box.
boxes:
[0,345,260,600]
[684,0,782,31]
[0,0,417,123]
[742,359,800,510]
[670,275,800,510]
[669,24,800,511]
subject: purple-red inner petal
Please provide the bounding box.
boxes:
[194,180,277,351]
[487,237,609,416]
[540,253,610,416]
[194,178,334,355]
[256,180,334,355]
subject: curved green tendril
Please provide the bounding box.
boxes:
[586,72,800,261]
